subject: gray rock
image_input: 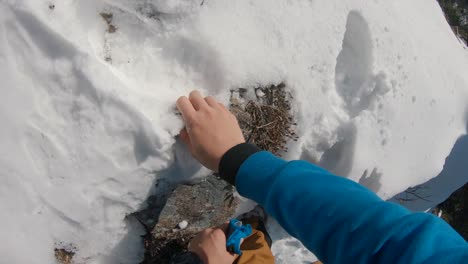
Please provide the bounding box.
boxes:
[142,176,238,264]
[153,176,237,237]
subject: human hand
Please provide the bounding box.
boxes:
[176,90,245,172]
[189,227,237,264]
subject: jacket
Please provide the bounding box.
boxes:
[219,143,468,263]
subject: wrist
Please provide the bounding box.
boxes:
[218,143,261,185]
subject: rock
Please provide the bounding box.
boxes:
[142,176,238,264]
[153,176,237,237]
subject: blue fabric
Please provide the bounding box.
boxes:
[236,151,468,263]
[226,219,252,255]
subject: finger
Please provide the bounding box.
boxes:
[179,128,192,148]
[176,96,196,121]
[218,102,229,111]
[204,96,219,108]
[212,228,228,240]
[203,227,214,234]
[189,90,209,110]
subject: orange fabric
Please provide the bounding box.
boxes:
[233,225,323,264]
[234,229,275,264]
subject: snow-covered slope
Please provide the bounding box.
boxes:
[0,0,467,263]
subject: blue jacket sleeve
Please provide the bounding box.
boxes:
[235,151,468,263]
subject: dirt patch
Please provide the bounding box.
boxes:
[100,12,117,34]
[230,83,297,155]
[99,12,118,63]
[54,246,76,264]
[143,231,195,263]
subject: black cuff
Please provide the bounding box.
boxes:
[219,143,261,186]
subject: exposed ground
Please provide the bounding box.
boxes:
[54,246,76,264]
[433,183,468,240]
[230,83,297,156]
[438,0,468,43]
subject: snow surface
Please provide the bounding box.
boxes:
[390,130,468,212]
[0,0,467,263]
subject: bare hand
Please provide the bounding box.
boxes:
[189,227,237,264]
[176,90,245,171]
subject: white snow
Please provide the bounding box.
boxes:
[0,0,467,263]
[390,130,468,212]
[178,220,189,230]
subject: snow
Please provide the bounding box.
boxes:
[178,220,189,230]
[390,131,468,212]
[0,0,467,263]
